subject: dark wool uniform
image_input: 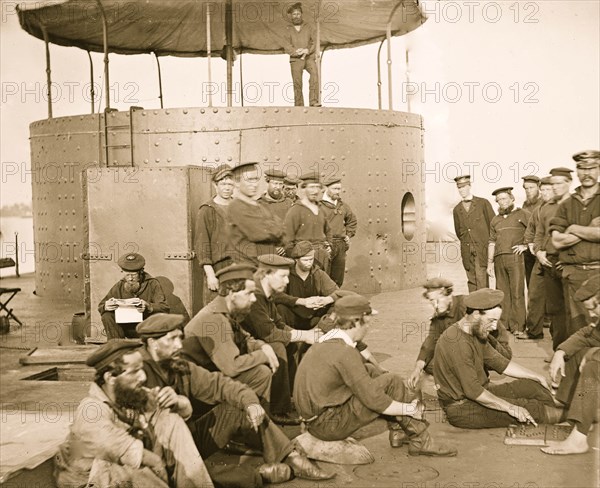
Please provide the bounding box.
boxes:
[194,200,232,306]
[181,296,273,399]
[554,324,600,406]
[417,295,512,374]
[226,198,285,266]
[294,336,414,441]
[320,196,357,286]
[284,22,318,107]
[453,196,496,291]
[489,208,529,333]
[259,193,294,222]
[241,280,299,416]
[535,199,568,349]
[523,201,547,338]
[98,273,170,340]
[522,197,542,286]
[139,348,294,465]
[565,349,599,435]
[433,324,556,428]
[274,264,338,330]
[284,202,333,274]
[549,186,600,334]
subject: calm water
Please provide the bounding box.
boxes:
[0,216,34,277]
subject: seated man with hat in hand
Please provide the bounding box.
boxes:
[54,340,213,488]
[137,313,336,484]
[182,263,278,404]
[99,252,170,340]
[433,288,564,429]
[242,254,322,426]
[407,277,511,389]
[295,294,458,457]
[259,169,294,221]
[274,240,341,331]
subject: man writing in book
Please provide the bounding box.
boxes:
[99,253,170,340]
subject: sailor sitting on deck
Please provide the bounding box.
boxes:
[407,277,512,390]
[54,340,212,488]
[294,294,458,457]
[433,288,565,429]
[136,313,335,484]
[543,275,600,455]
[98,252,170,340]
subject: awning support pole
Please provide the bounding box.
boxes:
[315,0,322,106]
[41,27,52,118]
[95,0,110,110]
[405,48,411,113]
[386,24,393,110]
[386,1,404,111]
[226,0,233,107]
[239,48,244,107]
[87,51,95,114]
[376,39,385,110]
[154,53,164,109]
[206,4,213,107]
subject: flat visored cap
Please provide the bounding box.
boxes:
[454,175,471,187]
[464,288,504,310]
[574,275,600,302]
[290,241,314,258]
[299,171,321,184]
[118,253,145,271]
[231,162,259,175]
[212,164,233,182]
[257,254,294,270]
[572,150,599,168]
[215,264,257,283]
[491,187,514,197]
[265,169,286,180]
[334,295,378,316]
[136,314,186,338]
[85,339,142,369]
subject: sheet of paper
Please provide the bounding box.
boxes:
[115,306,143,324]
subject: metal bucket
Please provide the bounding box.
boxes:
[59,313,88,345]
[0,316,10,335]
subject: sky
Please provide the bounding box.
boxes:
[1,0,599,230]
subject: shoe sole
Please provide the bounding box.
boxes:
[409,451,458,457]
[298,474,337,481]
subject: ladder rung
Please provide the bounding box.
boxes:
[104,144,131,149]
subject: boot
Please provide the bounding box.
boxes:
[399,417,457,457]
[257,463,292,484]
[387,421,408,448]
[285,451,336,480]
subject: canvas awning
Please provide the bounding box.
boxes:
[18,0,426,57]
